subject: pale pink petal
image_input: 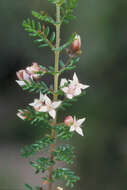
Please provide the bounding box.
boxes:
[73,88,81,96]
[66,93,73,99]
[52,101,62,109]
[77,118,86,126]
[62,87,69,93]
[76,127,84,136]
[29,99,41,107]
[38,105,48,112]
[60,78,68,87]
[70,125,75,132]
[73,73,79,83]
[79,84,90,90]
[16,80,26,86]
[40,92,45,101]
[49,109,56,119]
[23,71,30,81]
[44,95,51,105]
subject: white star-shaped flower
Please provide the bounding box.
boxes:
[70,116,86,136]
[38,95,62,119]
[60,73,89,99]
[29,92,45,111]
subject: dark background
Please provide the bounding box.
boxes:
[0,0,127,189]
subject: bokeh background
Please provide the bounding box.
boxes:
[0,0,127,189]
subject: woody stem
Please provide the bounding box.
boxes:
[48,4,61,190]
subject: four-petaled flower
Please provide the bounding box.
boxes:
[60,72,89,99]
[65,116,86,136]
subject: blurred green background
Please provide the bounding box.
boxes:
[0,0,127,189]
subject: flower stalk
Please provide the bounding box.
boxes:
[48,4,61,190]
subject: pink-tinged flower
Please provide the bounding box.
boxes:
[17,110,26,120]
[38,94,62,119]
[29,92,45,111]
[70,116,86,136]
[16,69,32,86]
[72,34,81,52]
[64,115,74,126]
[60,73,89,99]
[26,62,41,79]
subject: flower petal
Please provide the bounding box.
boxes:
[40,92,45,101]
[49,109,56,119]
[77,118,86,126]
[16,80,26,86]
[76,127,84,136]
[62,87,69,93]
[73,73,79,83]
[70,125,75,132]
[44,95,51,105]
[73,88,81,96]
[38,105,48,112]
[60,78,68,87]
[66,93,73,99]
[79,84,90,90]
[52,101,62,109]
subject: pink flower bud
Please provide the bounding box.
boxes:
[72,34,81,52]
[16,70,25,80]
[64,115,74,126]
[16,69,32,84]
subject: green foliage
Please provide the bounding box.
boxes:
[54,124,73,140]
[60,90,86,110]
[21,106,50,127]
[21,136,54,157]
[23,18,55,49]
[25,184,33,190]
[22,79,52,94]
[30,157,55,173]
[61,0,78,24]
[53,33,76,51]
[32,10,58,26]
[53,144,75,164]
[53,168,80,187]
[59,56,80,73]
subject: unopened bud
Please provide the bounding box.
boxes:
[72,34,81,53]
[64,115,74,126]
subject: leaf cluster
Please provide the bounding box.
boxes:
[23,18,55,49]
[53,144,75,164]
[21,136,54,157]
[30,157,55,173]
[53,168,80,187]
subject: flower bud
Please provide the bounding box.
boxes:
[72,34,81,53]
[26,62,46,79]
[64,115,74,126]
[16,69,32,86]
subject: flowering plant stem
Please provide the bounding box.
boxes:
[16,0,90,190]
[48,4,61,190]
